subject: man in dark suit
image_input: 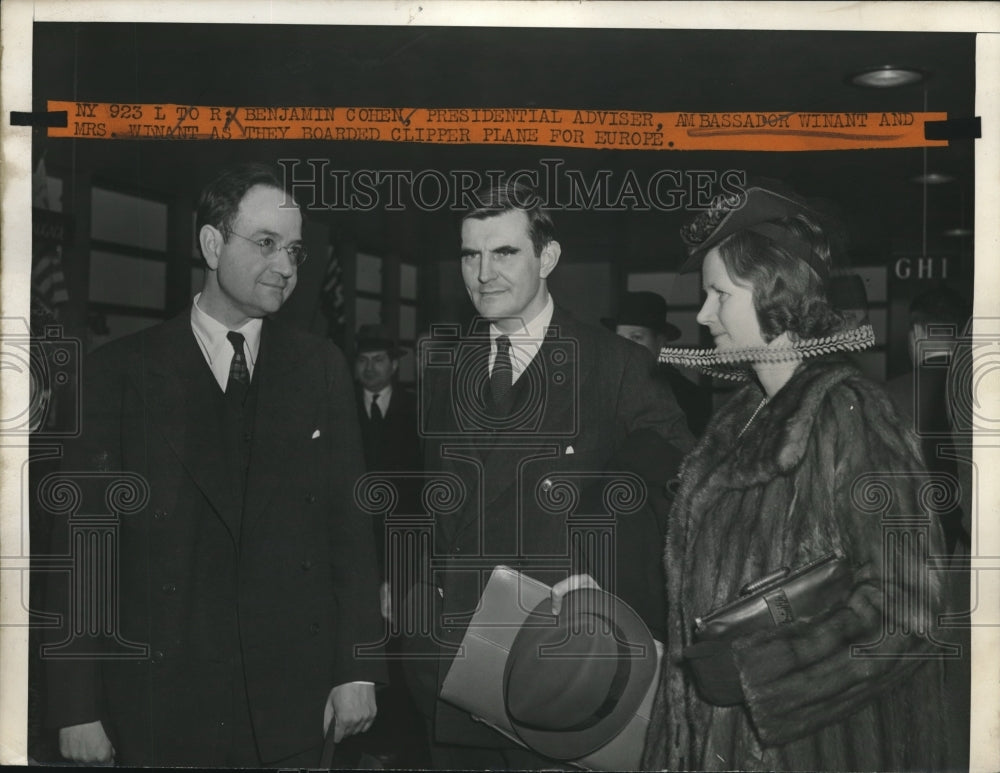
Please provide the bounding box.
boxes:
[354,324,422,486]
[409,179,695,768]
[353,324,423,603]
[348,324,430,767]
[45,163,385,767]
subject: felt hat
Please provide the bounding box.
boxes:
[355,324,406,357]
[439,567,661,770]
[503,589,658,760]
[677,181,825,278]
[601,291,682,341]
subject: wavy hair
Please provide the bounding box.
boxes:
[195,162,295,248]
[462,177,556,257]
[716,211,848,343]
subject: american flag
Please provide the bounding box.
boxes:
[31,156,69,322]
[31,245,69,321]
[321,244,346,346]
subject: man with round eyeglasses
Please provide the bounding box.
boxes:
[45,162,386,767]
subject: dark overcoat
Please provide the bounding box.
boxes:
[642,357,961,771]
[355,385,424,577]
[413,306,695,746]
[44,311,386,766]
[355,385,423,476]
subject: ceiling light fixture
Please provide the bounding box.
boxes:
[849,65,927,88]
[944,186,971,238]
[910,172,955,185]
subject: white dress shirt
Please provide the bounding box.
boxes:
[489,295,555,384]
[363,385,393,418]
[190,293,263,391]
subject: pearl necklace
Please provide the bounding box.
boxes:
[738,396,768,438]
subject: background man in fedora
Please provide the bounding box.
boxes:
[354,324,422,486]
[45,162,385,767]
[602,290,712,436]
[349,323,428,767]
[409,178,694,769]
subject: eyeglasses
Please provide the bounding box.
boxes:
[229,231,308,266]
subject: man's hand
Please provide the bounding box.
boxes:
[323,682,377,742]
[59,720,114,764]
[550,573,601,615]
[379,580,392,623]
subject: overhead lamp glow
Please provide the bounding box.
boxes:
[849,66,926,88]
[944,227,972,237]
[910,172,955,184]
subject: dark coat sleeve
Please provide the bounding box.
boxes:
[595,428,676,640]
[321,342,388,686]
[615,344,695,461]
[577,339,695,638]
[732,383,945,746]
[43,342,128,729]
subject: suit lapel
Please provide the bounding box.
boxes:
[443,334,490,487]
[241,321,312,536]
[479,307,584,508]
[445,308,589,549]
[144,313,240,538]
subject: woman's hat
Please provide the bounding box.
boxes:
[827,274,870,312]
[678,181,825,279]
[503,589,658,760]
[355,324,407,357]
[601,291,682,341]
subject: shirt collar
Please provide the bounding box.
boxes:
[363,385,393,405]
[489,294,554,343]
[489,295,554,379]
[190,293,263,386]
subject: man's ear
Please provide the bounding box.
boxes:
[199,225,223,270]
[539,240,561,279]
[391,359,399,376]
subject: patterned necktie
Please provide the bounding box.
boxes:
[491,335,513,403]
[226,331,250,402]
[370,393,383,423]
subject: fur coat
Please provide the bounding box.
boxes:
[642,357,956,772]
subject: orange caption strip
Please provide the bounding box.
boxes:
[48,101,948,151]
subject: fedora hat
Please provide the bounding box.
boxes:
[677,180,825,278]
[503,589,657,760]
[601,291,681,341]
[439,567,662,770]
[355,324,406,357]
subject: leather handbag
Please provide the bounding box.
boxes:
[693,551,852,642]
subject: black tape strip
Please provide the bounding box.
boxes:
[924,117,981,141]
[10,111,68,128]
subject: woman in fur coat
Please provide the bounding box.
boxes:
[642,182,959,772]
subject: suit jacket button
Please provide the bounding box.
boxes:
[243,431,253,442]
[541,478,553,492]
[301,560,313,571]
[151,650,165,663]
[309,622,321,635]
[305,494,316,504]
[161,583,177,594]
